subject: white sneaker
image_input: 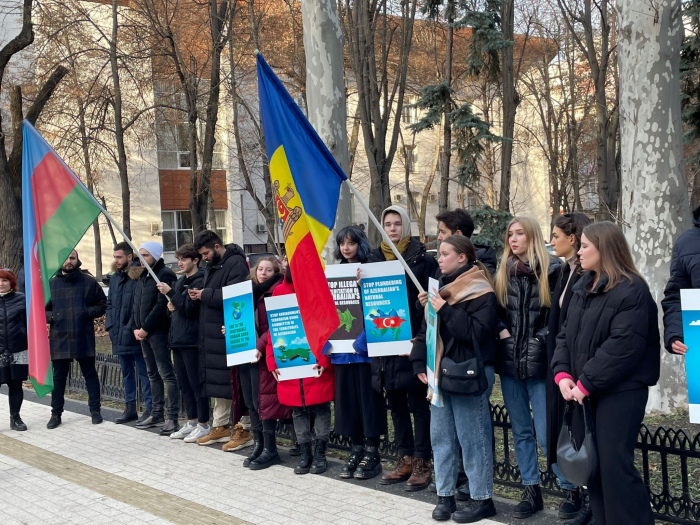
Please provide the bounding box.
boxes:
[170,421,197,440]
[183,424,210,443]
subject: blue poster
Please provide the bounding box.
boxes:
[359,260,413,357]
[681,289,700,423]
[223,281,257,366]
[426,277,439,390]
[265,293,319,381]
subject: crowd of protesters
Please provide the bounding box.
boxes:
[1,202,698,525]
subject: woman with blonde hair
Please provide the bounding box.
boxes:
[494,217,572,519]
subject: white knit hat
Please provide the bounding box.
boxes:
[140,241,163,261]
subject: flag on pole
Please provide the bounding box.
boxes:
[22,120,103,397]
[256,53,345,358]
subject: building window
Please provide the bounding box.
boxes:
[161,210,227,252]
[402,98,417,124]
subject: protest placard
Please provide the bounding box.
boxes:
[265,293,319,381]
[325,263,364,353]
[359,260,413,357]
[223,281,257,366]
[681,289,700,423]
[426,277,439,391]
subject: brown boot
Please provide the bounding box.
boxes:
[405,457,432,491]
[379,455,413,485]
[197,425,231,446]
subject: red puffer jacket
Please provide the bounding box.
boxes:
[265,280,335,407]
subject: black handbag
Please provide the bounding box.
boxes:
[556,398,598,487]
[438,327,488,397]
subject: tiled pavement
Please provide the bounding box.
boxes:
[0,396,508,525]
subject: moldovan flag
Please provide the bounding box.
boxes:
[22,120,102,397]
[256,53,343,357]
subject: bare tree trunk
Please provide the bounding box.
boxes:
[301,0,352,261]
[617,0,690,414]
[111,0,131,238]
[101,196,118,246]
[78,101,102,280]
[499,0,518,212]
[347,104,361,178]
[439,0,454,213]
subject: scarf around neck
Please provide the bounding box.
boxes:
[380,235,411,261]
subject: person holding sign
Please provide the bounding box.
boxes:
[552,223,659,525]
[266,267,335,475]
[368,205,437,491]
[239,257,290,468]
[330,226,386,480]
[411,236,498,522]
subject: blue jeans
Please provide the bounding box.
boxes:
[119,353,152,411]
[500,376,575,490]
[431,366,495,499]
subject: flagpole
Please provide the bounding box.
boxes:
[344,180,425,294]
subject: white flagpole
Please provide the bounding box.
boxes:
[344,179,425,294]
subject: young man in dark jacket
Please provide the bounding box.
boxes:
[189,230,250,446]
[435,208,497,276]
[131,241,179,435]
[106,242,152,424]
[156,244,210,442]
[368,205,437,491]
[662,204,700,357]
[45,250,107,429]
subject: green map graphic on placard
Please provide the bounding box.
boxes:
[231,300,245,321]
[337,308,357,333]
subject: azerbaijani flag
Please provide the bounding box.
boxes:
[22,121,102,396]
[256,54,343,358]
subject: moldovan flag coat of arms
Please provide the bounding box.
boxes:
[256,53,343,357]
[22,121,102,396]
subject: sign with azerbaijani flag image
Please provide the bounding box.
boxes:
[360,260,413,357]
[325,263,364,354]
[223,281,257,366]
[681,289,700,423]
[265,294,319,381]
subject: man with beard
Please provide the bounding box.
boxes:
[189,230,249,446]
[46,250,107,429]
[106,242,153,424]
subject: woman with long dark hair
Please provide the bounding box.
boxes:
[545,213,592,520]
[332,226,386,480]
[552,222,659,525]
[0,269,28,431]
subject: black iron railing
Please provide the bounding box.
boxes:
[68,353,700,525]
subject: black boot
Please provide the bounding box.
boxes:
[310,440,327,474]
[513,485,543,519]
[10,413,27,431]
[431,495,456,521]
[289,425,301,456]
[91,411,103,425]
[354,446,382,479]
[249,432,281,470]
[244,431,264,468]
[559,488,582,519]
[116,403,138,424]
[340,445,364,479]
[455,482,472,502]
[47,415,61,429]
[294,442,313,474]
[453,498,497,523]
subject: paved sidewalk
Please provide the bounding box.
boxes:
[0,397,507,525]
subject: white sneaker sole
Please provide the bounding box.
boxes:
[197,436,231,446]
[223,440,254,452]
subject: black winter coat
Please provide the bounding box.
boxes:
[166,268,204,348]
[496,256,561,380]
[131,259,177,335]
[46,269,107,360]
[411,265,498,375]
[551,272,661,396]
[198,245,249,399]
[0,291,27,382]
[105,265,141,355]
[368,237,438,391]
[475,243,498,277]
[545,262,582,465]
[662,205,700,352]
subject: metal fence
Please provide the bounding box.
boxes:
[69,353,700,525]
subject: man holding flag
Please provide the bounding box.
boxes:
[45,250,106,428]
